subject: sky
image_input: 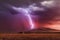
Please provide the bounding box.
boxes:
[0,0,60,33]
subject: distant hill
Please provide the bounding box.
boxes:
[19,27,60,34]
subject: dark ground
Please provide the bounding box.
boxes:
[0,33,60,40]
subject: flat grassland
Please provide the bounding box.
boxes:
[0,33,60,40]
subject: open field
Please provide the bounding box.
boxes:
[0,33,60,40]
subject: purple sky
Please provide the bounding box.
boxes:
[0,0,60,32]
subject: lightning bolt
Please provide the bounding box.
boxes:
[11,6,35,29]
[23,8,35,29]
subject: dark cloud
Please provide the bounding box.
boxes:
[0,0,60,32]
